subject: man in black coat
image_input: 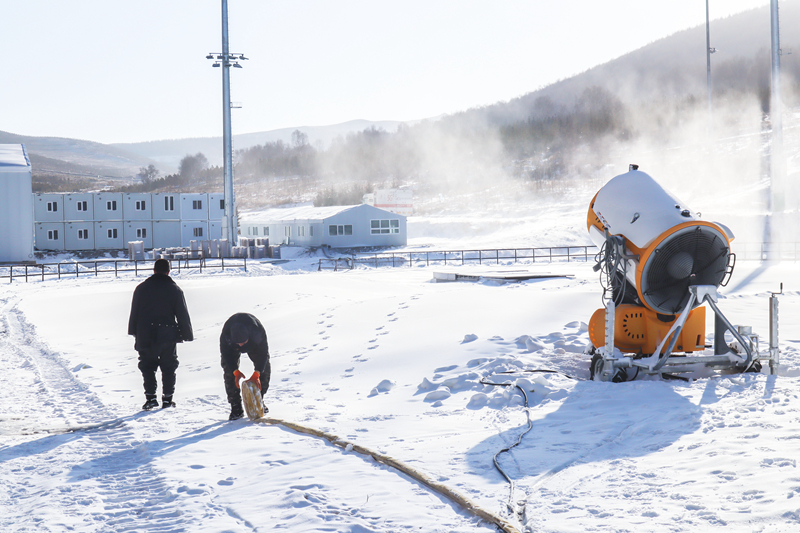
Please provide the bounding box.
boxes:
[220,312,271,420]
[128,259,193,410]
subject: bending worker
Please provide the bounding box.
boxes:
[220,312,271,420]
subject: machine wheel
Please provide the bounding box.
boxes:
[590,351,628,383]
[744,360,763,373]
[590,352,603,380]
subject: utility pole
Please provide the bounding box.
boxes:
[770,0,784,213]
[207,0,247,249]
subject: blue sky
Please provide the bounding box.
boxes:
[1,0,771,144]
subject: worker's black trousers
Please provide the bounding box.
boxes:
[138,343,179,398]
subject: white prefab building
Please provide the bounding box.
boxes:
[94,193,123,221]
[124,221,153,249]
[209,193,226,221]
[152,193,180,220]
[32,191,232,253]
[94,221,125,249]
[152,220,181,249]
[180,194,208,221]
[239,204,407,248]
[123,193,153,221]
[34,222,65,251]
[65,222,95,250]
[209,220,224,241]
[0,145,35,262]
[181,221,208,247]
[64,193,94,221]
[363,189,414,216]
[34,193,65,222]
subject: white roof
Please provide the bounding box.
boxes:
[0,144,31,171]
[239,204,362,224]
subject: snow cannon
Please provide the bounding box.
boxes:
[585,165,775,381]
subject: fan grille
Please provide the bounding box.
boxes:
[641,225,729,314]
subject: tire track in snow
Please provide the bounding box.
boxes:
[0,295,234,532]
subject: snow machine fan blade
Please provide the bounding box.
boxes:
[241,380,265,420]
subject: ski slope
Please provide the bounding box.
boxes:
[2,231,800,532]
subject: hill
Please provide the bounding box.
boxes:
[110,119,414,169]
[0,130,159,186]
[462,2,799,125]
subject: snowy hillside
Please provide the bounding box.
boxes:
[2,209,800,532]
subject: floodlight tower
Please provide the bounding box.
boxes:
[207,0,248,248]
[770,0,785,213]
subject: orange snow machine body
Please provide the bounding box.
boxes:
[588,304,706,355]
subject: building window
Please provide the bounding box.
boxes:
[193,227,204,237]
[220,199,225,210]
[136,228,147,238]
[329,225,352,236]
[78,229,89,239]
[310,226,313,237]
[263,227,269,236]
[47,201,58,212]
[107,228,118,239]
[284,226,291,237]
[298,226,305,237]
[193,200,203,210]
[370,219,400,235]
[47,229,59,240]
[77,201,88,211]
[135,200,147,211]
[164,196,175,211]
[106,200,117,211]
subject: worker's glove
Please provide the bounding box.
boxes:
[246,371,261,391]
[233,369,246,389]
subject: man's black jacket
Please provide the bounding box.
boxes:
[128,273,193,351]
[220,313,269,374]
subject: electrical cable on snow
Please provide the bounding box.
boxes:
[480,369,584,526]
[485,383,533,521]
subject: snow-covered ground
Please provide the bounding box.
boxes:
[2,197,800,533]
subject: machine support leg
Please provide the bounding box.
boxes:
[599,298,615,382]
[769,291,780,375]
[714,313,730,355]
[704,296,754,370]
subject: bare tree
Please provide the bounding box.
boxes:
[179,153,209,180]
[291,129,309,149]
[137,164,160,184]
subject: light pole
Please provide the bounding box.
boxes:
[207,0,247,249]
[770,0,784,213]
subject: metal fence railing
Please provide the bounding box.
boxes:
[731,242,800,262]
[0,257,248,283]
[319,246,597,271]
